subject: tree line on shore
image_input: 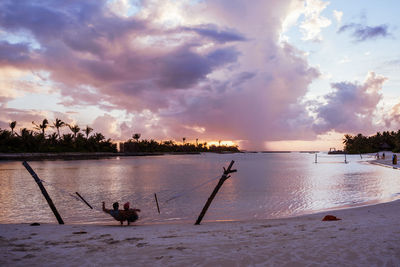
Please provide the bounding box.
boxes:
[0,119,116,153]
[343,131,400,153]
[121,136,240,153]
[0,119,240,153]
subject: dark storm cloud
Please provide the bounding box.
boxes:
[0,41,32,65]
[156,46,240,89]
[182,24,247,43]
[0,0,68,41]
[338,23,390,42]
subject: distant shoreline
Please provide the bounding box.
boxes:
[0,151,330,161]
[0,152,196,161]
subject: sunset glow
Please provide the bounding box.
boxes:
[0,0,399,150]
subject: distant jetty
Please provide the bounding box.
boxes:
[328,148,345,154]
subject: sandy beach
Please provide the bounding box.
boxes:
[1,197,400,266]
[1,155,400,266]
[370,151,400,170]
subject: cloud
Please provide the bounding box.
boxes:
[300,0,332,41]
[156,46,240,89]
[181,24,247,43]
[92,114,120,139]
[385,102,400,128]
[0,41,33,65]
[282,0,331,42]
[312,72,387,134]
[333,10,343,24]
[338,23,390,42]
[0,0,329,149]
[0,106,50,132]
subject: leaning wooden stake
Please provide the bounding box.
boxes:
[75,192,93,209]
[195,160,237,225]
[154,193,160,214]
[22,161,64,224]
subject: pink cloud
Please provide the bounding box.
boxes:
[3,0,390,149]
[312,72,387,134]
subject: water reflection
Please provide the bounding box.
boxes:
[0,153,400,224]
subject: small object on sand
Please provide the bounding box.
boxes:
[73,231,87,235]
[322,215,341,221]
[30,222,40,226]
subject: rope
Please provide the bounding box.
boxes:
[39,179,81,202]
[164,175,221,203]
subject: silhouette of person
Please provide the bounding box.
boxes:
[102,201,141,225]
[123,202,141,225]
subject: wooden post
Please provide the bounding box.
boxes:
[22,161,64,224]
[154,193,160,214]
[345,153,348,164]
[75,192,93,209]
[315,154,317,163]
[195,160,237,225]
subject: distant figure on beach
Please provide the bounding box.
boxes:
[102,201,140,225]
[376,153,380,159]
[382,153,385,160]
[393,154,397,165]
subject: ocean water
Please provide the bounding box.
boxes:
[1,152,399,225]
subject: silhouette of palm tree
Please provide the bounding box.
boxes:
[52,118,65,139]
[32,119,49,136]
[133,133,141,142]
[93,133,105,142]
[9,121,16,135]
[83,125,93,139]
[68,124,81,139]
[182,137,186,144]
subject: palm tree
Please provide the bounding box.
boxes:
[182,137,186,144]
[196,138,199,146]
[32,119,49,136]
[52,118,65,139]
[20,128,32,137]
[93,133,105,142]
[133,133,141,142]
[48,132,58,145]
[83,125,93,139]
[68,124,81,139]
[9,121,16,135]
[218,140,221,146]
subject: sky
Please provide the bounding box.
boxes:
[0,0,399,151]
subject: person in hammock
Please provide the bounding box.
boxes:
[102,201,141,225]
[102,201,125,225]
[123,202,141,225]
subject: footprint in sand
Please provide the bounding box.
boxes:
[22,254,36,259]
[124,237,144,242]
[159,235,178,239]
[72,231,87,235]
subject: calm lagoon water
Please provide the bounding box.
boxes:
[1,152,400,225]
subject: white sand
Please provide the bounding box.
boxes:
[370,151,400,170]
[1,198,400,266]
[2,156,400,266]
